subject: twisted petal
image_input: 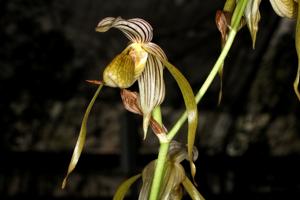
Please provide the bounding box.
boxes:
[270,0,297,18]
[96,17,153,43]
[62,84,103,189]
[138,54,165,138]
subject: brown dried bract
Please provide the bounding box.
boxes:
[215,10,232,46]
[120,89,167,135]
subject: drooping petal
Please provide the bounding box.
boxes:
[158,58,198,183]
[182,176,206,200]
[96,17,153,43]
[62,84,103,189]
[244,0,262,48]
[113,174,141,200]
[270,0,297,18]
[138,44,166,139]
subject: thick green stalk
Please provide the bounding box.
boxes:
[149,106,170,200]
[149,141,169,200]
[152,106,163,125]
[167,0,248,141]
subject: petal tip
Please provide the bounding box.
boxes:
[142,114,151,139]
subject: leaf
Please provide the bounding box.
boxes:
[182,176,206,200]
[159,58,198,183]
[113,174,141,200]
[295,2,300,101]
[244,0,262,49]
[62,84,103,189]
[270,0,297,18]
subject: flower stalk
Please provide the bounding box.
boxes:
[149,0,248,199]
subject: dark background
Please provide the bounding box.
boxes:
[1,0,300,199]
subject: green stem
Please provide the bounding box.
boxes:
[149,142,170,200]
[152,106,163,125]
[149,106,170,200]
[148,1,248,199]
[167,0,248,141]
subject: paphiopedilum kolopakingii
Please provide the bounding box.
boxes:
[62,17,198,189]
[97,17,166,137]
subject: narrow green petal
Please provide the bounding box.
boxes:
[160,59,198,182]
[62,84,103,189]
[113,174,141,200]
[182,176,206,200]
[295,2,300,101]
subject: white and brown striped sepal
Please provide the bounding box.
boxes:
[96,17,153,43]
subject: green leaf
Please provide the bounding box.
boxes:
[295,2,300,101]
[160,59,198,182]
[62,84,103,189]
[113,174,141,200]
[182,176,206,200]
[244,0,262,49]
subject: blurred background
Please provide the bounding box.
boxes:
[1,0,300,199]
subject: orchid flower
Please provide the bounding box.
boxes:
[96,17,166,137]
[62,17,198,189]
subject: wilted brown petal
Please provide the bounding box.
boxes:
[270,0,298,18]
[120,89,142,115]
[244,0,262,49]
[96,17,153,43]
[215,10,231,46]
